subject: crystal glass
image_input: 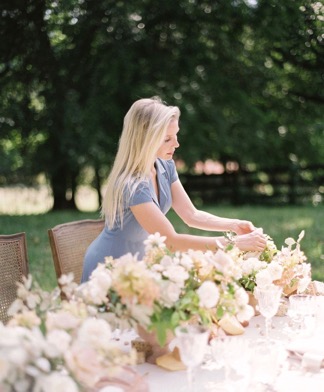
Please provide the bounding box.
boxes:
[210,336,251,391]
[175,325,209,392]
[287,294,317,337]
[249,339,286,390]
[254,284,283,341]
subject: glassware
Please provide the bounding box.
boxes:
[249,339,286,390]
[254,284,283,341]
[287,294,317,337]
[210,336,251,391]
[175,324,209,392]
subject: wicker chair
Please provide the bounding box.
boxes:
[0,233,29,324]
[48,219,105,286]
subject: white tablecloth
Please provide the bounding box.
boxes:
[118,315,324,392]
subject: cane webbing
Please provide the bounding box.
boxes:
[48,219,105,285]
[0,233,29,323]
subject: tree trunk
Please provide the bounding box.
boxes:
[94,165,102,209]
[51,167,77,210]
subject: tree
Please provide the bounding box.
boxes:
[0,0,323,210]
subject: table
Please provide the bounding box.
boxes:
[119,315,324,392]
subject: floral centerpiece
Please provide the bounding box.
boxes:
[0,275,137,392]
[227,230,312,297]
[75,233,255,348]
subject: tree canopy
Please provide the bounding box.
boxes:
[0,0,323,209]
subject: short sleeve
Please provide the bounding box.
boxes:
[128,182,152,206]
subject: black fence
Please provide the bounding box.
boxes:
[180,163,324,206]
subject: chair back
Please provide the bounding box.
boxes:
[0,233,29,324]
[48,219,105,285]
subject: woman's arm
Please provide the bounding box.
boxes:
[171,180,255,235]
[130,201,266,253]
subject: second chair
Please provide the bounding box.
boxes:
[48,219,105,286]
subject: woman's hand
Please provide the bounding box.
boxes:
[232,220,260,235]
[234,229,267,252]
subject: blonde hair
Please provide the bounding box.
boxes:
[102,97,180,228]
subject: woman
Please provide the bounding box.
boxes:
[81,97,266,282]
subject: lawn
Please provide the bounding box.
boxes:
[1,205,323,290]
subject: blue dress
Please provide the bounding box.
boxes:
[81,159,178,282]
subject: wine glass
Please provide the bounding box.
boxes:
[254,284,283,341]
[249,339,286,391]
[175,324,209,392]
[287,294,317,337]
[210,336,252,391]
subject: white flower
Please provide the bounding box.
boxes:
[58,273,75,286]
[160,281,182,307]
[46,310,81,331]
[144,232,167,251]
[179,254,194,270]
[266,262,284,281]
[8,346,29,367]
[80,278,110,306]
[236,304,255,322]
[235,287,249,306]
[197,281,220,308]
[8,310,41,328]
[213,250,235,274]
[241,257,265,275]
[45,329,72,358]
[34,372,79,392]
[162,265,189,285]
[160,255,174,269]
[255,269,273,288]
[77,318,112,351]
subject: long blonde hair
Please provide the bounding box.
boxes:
[102,97,180,228]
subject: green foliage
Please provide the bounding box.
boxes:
[0,0,323,207]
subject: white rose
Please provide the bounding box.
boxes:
[91,267,112,291]
[197,281,220,309]
[163,265,189,284]
[160,281,182,307]
[236,304,255,323]
[77,318,112,350]
[80,279,109,306]
[241,257,263,275]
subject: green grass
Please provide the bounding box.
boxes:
[1,205,323,291]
